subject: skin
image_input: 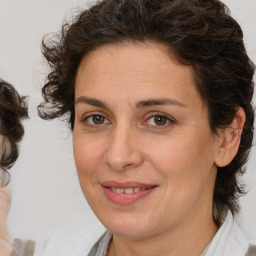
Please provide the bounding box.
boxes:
[0,136,12,255]
[0,186,12,256]
[73,42,244,256]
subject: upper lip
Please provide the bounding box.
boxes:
[101,181,158,189]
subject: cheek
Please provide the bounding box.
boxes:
[73,135,104,178]
[147,135,217,219]
[73,136,109,213]
[148,144,197,187]
[147,131,217,188]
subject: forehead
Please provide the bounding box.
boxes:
[75,42,200,107]
[79,41,181,71]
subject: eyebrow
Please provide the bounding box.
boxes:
[136,98,187,108]
[75,96,187,108]
[75,96,107,108]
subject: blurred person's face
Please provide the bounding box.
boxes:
[73,42,220,238]
[0,135,11,164]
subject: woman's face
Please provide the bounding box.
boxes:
[73,42,220,238]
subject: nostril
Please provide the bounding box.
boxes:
[122,163,133,171]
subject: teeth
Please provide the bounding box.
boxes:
[124,188,133,194]
[116,188,124,194]
[109,187,146,194]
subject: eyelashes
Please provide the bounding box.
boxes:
[145,115,175,127]
[81,112,176,129]
[84,115,110,125]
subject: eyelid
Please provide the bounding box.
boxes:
[143,112,176,127]
[81,111,107,120]
[80,112,111,126]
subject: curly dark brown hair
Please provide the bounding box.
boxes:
[0,80,28,186]
[38,0,255,225]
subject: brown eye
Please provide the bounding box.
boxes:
[92,115,105,124]
[84,114,108,125]
[146,114,174,127]
[154,116,168,126]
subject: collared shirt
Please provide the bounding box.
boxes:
[35,210,256,256]
[88,211,256,256]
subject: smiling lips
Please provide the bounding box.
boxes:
[101,181,157,205]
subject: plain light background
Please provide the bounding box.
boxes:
[0,0,255,250]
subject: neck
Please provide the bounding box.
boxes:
[108,208,217,256]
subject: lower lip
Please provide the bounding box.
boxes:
[102,186,156,205]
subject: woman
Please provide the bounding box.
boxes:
[0,79,29,255]
[37,0,255,255]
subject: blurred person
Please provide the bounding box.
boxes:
[0,79,33,256]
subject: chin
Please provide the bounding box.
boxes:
[100,213,158,238]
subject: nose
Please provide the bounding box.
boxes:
[104,125,144,172]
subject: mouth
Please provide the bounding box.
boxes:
[107,187,150,194]
[101,181,158,205]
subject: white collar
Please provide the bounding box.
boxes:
[202,210,250,256]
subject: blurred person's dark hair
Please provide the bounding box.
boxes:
[0,79,28,186]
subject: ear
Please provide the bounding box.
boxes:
[214,107,246,167]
